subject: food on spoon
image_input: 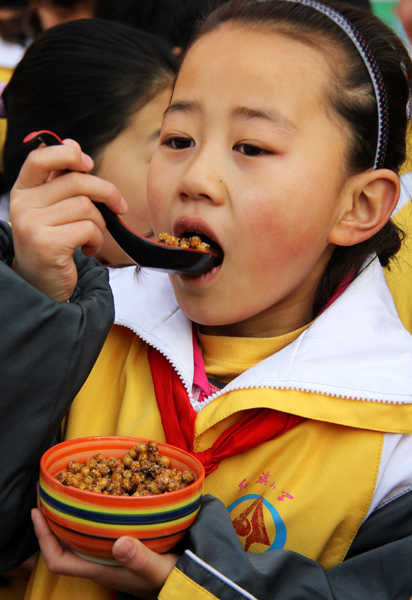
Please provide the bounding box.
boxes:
[54,440,194,496]
[158,232,180,246]
[158,232,211,253]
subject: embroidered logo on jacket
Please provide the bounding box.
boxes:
[227,494,287,552]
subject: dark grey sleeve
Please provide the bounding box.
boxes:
[0,221,115,572]
[167,493,412,600]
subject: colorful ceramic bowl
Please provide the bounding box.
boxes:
[39,436,205,565]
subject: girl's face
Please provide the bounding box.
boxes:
[147,25,353,337]
[94,87,171,266]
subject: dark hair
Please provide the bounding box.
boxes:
[193,0,412,315]
[0,0,28,6]
[335,0,371,11]
[2,18,178,187]
[41,0,89,6]
[93,0,228,50]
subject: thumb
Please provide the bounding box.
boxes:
[112,537,178,588]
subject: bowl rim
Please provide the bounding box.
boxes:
[40,435,205,502]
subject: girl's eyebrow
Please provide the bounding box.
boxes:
[163,100,201,119]
[232,106,297,133]
[163,100,297,134]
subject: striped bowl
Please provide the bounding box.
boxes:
[39,436,205,565]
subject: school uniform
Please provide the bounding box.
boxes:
[24,255,412,600]
[3,217,412,599]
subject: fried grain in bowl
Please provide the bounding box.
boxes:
[54,440,194,496]
[40,436,205,563]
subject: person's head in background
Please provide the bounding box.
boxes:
[398,0,412,44]
[0,0,29,42]
[27,0,228,53]
[3,18,178,265]
[93,0,229,54]
[28,0,93,30]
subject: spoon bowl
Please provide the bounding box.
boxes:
[24,130,223,276]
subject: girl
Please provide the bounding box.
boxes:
[3,0,412,598]
[1,18,178,265]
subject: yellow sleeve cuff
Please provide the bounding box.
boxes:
[159,567,221,600]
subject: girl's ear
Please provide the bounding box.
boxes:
[328,169,400,246]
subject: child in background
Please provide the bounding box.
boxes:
[4,0,412,598]
[1,18,178,265]
[0,17,177,600]
[0,17,177,589]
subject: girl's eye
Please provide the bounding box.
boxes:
[162,136,194,150]
[234,143,271,157]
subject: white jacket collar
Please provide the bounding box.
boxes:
[109,259,412,406]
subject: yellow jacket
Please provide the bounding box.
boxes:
[25,255,412,600]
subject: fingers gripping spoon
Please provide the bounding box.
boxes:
[23,130,223,276]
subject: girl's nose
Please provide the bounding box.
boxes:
[177,151,225,206]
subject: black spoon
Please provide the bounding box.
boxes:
[23,130,222,276]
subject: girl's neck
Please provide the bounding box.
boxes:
[199,293,314,338]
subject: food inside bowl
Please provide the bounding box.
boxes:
[54,440,194,496]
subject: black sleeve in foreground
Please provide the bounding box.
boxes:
[0,221,115,572]
[171,493,412,600]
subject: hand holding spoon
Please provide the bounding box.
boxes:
[24,130,222,276]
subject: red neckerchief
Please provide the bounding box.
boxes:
[147,271,355,476]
